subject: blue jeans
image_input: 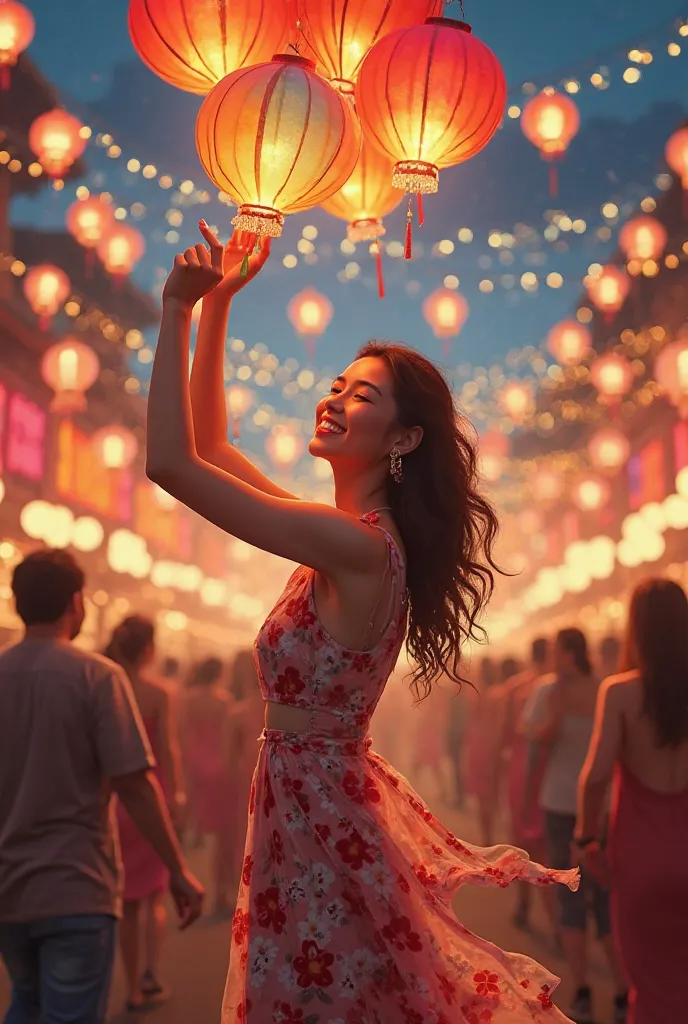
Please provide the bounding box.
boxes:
[0,914,116,1024]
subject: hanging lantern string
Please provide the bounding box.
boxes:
[404,197,413,260]
[374,239,385,299]
[416,193,425,227]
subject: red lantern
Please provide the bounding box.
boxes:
[28,108,86,178]
[97,224,145,280]
[498,381,534,424]
[590,352,634,404]
[266,425,304,471]
[128,0,292,96]
[546,319,591,367]
[422,288,469,356]
[572,474,611,513]
[619,215,667,262]
[196,54,360,238]
[41,338,100,413]
[665,126,688,217]
[23,264,70,331]
[520,89,579,196]
[585,264,630,323]
[66,197,115,273]
[587,427,630,473]
[298,0,441,95]
[226,384,255,441]
[355,17,505,256]
[531,467,564,504]
[0,0,34,89]
[655,337,688,417]
[287,289,333,359]
[92,426,139,470]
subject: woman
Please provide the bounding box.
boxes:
[524,629,626,1024]
[147,223,579,1023]
[464,657,505,845]
[577,579,688,1024]
[181,657,235,916]
[106,616,185,1011]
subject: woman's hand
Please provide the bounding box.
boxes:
[162,232,224,308]
[199,222,271,299]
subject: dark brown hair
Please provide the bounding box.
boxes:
[624,578,688,748]
[104,615,155,669]
[357,341,500,696]
[187,656,224,688]
[12,548,84,626]
[556,627,592,676]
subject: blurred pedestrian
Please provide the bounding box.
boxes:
[464,657,505,845]
[106,616,186,1011]
[446,684,469,807]
[577,578,688,1024]
[411,684,452,803]
[524,628,626,1024]
[598,635,621,679]
[0,550,203,1024]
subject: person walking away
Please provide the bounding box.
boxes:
[0,550,203,1024]
[411,684,452,804]
[106,615,186,1011]
[577,579,688,1024]
[464,657,507,845]
[598,635,621,680]
[524,628,627,1024]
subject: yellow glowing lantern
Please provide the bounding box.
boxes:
[0,0,34,88]
[585,264,630,323]
[498,381,535,424]
[572,474,611,513]
[226,383,255,441]
[587,427,631,473]
[521,89,580,196]
[531,467,564,504]
[422,288,469,356]
[97,224,145,279]
[266,425,304,471]
[665,127,688,216]
[287,289,333,359]
[23,264,70,330]
[196,54,360,238]
[41,337,100,413]
[619,215,667,262]
[590,352,634,404]
[66,197,115,263]
[28,108,86,177]
[92,426,139,470]
[655,338,688,417]
[546,319,591,366]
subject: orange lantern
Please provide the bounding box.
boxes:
[287,289,333,359]
[665,126,688,217]
[41,338,100,413]
[520,89,580,196]
[587,427,630,474]
[23,264,70,331]
[655,337,688,417]
[298,0,441,95]
[531,467,564,504]
[498,381,535,424]
[196,54,360,239]
[226,384,255,441]
[92,425,139,470]
[28,108,86,178]
[355,17,505,256]
[97,224,145,280]
[547,319,591,367]
[479,430,511,483]
[422,288,469,356]
[619,215,667,262]
[572,474,611,513]
[265,424,304,471]
[590,352,634,405]
[128,0,292,96]
[0,0,34,89]
[585,264,630,323]
[66,197,115,273]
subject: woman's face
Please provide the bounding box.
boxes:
[308,356,402,468]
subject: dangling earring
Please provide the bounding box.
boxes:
[390,447,403,484]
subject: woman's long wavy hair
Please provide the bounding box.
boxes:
[623,578,688,748]
[104,614,155,671]
[356,341,500,696]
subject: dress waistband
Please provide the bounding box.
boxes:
[261,728,371,757]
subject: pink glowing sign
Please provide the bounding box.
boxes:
[6,392,46,482]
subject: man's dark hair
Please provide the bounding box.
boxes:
[531,637,548,666]
[161,656,180,678]
[12,548,85,626]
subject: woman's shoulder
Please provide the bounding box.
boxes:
[599,670,640,702]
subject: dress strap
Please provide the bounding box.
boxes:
[359,511,406,650]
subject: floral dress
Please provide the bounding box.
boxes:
[222,514,579,1024]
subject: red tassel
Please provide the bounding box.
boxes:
[404,198,412,260]
[304,336,316,362]
[375,241,385,299]
[0,66,9,91]
[548,161,558,198]
[417,192,425,226]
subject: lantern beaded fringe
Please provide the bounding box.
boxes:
[392,160,439,194]
[232,205,285,238]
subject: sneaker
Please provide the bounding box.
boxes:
[568,986,594,1024]
[613,991,628,1024]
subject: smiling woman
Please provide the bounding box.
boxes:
[146,221,580,1024]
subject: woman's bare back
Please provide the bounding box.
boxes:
[615,672,688,792]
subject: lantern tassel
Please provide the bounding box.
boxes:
[417,192,425,227]
[548,161,558,198]
[240,251,250,278]
[375,241,385,299]
[304,336,316,362]
[0,67,9,92]
[404,198,413,260]
[442,338,451,359]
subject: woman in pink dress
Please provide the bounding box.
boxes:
[147,224,580,1023]
[577,579,688,1024]
[106,616,185,1011]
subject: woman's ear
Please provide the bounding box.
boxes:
[396,426,423,456]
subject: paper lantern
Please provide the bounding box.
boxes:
[590,352,634,404]
[572,474,611,513]
[355,17,505,248]
[66,197,115,250]
[23,264,70,331]
[547,318,591,367]
[531,467,564,504]
[41,338,100,413]
[0,0,34,88]
[127,0,292,96]
[619,215,667,262]
[655,338,688,416]
[422,288,469,356]
[587,427,631,473]
[196,53,360,238]
[585,264,630,323]
[665,126,688,217]
[92,426,139,470]
[97,224,145,279]
[321,139,402,242]
[298,0,441,95]
[287,289,332,358]
[226,384,255,441]
[520,89,579,196]
[498,381,534,423]
[266,425,304,470]
[28,108,86,177]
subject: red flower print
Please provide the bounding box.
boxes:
[326,683,350,709]
[400,1004,424,1024]
[314,823,331,845]
[413,863,439,888]
[275,666,306,702]
[342,771,381,805]
[461,1001,493,1024]
[282,776,311,814]
[285,595,316,629]
[446,833,473,856]
[292,940,334,989]
[266,621,284,649]
[272,1003,305,1023]
[408,796,434,822]
[235,998,251,1023]
[269,830,284,865]
[520,979,530,989]
[262,775,275,817]
[254,886,286,935]
[232,908,249,947]
[335,829,376,870]
[342,887,366,916]
[474,971,500,997]
[484,866,509,887]
[437,972,457,1005]
[537,985,554,1009]
[351,652,373,672]
[381,915,422,952]
[241,855,253,886]
[248,782,256,815]
[396,872,410,894]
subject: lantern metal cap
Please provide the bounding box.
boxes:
[272,52,316,71]
[425,17,472,33]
